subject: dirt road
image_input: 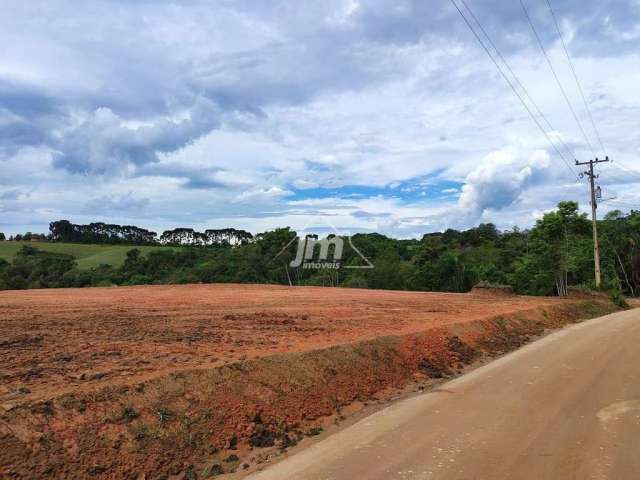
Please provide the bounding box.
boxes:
[248,308,640,480]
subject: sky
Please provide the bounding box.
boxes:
[1,0,639,238]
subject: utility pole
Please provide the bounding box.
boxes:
[575,156,609,288]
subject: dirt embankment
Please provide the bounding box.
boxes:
[0,285,621,479]
[626,297,640,308]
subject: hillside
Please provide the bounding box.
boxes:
[0,241,174,269]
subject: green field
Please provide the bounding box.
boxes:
[0,241,176,269]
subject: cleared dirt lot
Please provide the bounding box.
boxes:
[0,284,619,479]
[1,283,565,404]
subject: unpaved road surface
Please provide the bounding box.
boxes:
[249,308,640,480]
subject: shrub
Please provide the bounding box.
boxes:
[609,289,629,309]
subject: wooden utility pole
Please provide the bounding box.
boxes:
[575,157,609,287]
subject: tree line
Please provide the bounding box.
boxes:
[44,220,254,246]
[1,202,638,300]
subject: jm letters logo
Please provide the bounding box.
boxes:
[290,234,373,269]
[291,235,344,269]
[275,220,374,271]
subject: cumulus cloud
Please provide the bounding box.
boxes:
[0,81,63,156]
[52,99,222,174]
[458,148,552,216]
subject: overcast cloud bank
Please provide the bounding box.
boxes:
[1,0,639,236]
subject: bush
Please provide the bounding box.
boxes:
[126,274,152,285]
[343,276,368,289]
[0,246,76,289]
[609,289,629,309]
[599,278,629,309]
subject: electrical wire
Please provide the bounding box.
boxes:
[449,0,580,182]
[455,0,636,208]
[460,0,576,163]
[519,0,597,158]
[545,0,607,157]
[545,0,640,186]
[609,158,640,179]
[596,161,640,183]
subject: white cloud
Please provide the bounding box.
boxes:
[233,186,293,204]
[1,1,639,236]
[458,148,551,216]
[292,179,319,189]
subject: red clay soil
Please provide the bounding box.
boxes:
[0,284,620,479]
[0,284,572,403]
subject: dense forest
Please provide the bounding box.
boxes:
[1,202,638,300]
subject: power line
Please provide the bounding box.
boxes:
[519,0,597,158]
[597,161,640,183]
[545,0,607,157]
[459,0,576,163]
[609,158,640,179]
[546,0,640,181]
[449,0,580,182]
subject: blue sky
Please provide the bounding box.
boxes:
[1,0,639,237]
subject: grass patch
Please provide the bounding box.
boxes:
[156,408,174,423]
[0,241,177,269]
[121,405,139,422]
